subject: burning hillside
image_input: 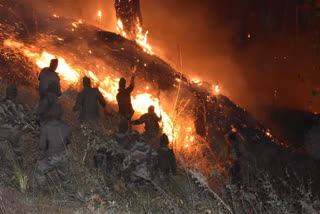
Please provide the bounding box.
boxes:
[1,1,320,213]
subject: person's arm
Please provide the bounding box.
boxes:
[131,114,145,125]
[127,75,135,92]
[97,89,106,108]
[73,91,84,112]
[39,126,48,152]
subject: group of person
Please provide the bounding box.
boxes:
[34,59,177,192]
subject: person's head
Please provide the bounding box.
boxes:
[160,133,169,147]
[46,82,60,95]
[119,77,126,89]
[148,105,155,113]
[49,59,58,71]
[130,130,140,142]
[6,84,17,99]
[83,77,91,87]
[119,120,128,134]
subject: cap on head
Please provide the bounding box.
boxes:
[49,59,58,71]
[6,84,17,99]
[160,133,169,146]
[119,119,128,133]
[119,77,126,89]
[83,77,91,87]
[148,105,155,113]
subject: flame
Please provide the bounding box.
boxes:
[116,19,127,37]
[215,84,220,93]
[115,18,153,54]
[97,11,102,21]
[3,39,178,141]
[135,25,153,54]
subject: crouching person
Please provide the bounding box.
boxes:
[122,130,157,187]
[34,118,72,193]
[156,133,177,185]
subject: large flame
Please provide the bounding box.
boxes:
[3,39,180,142]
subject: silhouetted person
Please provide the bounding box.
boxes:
[156,133,177,184]
[38,59,61,99]
[131,105,162,143]
[224,125,248,186]
[116,75,135,120]
[0,84,32,164]
[37,82,62,122]
[35,117,72,192]
[73,77,106,121]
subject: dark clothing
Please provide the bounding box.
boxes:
[116,83,134,119]
[0,97,33,163]
[39,119,71,157]
[38,68,61,98]
[132,112,161,136]
[157,146,177,175]
[37,92,62,121]
[35,150,71,191]
[115,132,131,150]
[73,86,106,121]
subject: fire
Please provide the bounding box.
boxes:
[215,84,220,93]
[135,25,153,54]
[97,11,102,21]
[116,19,127,37]
[3,39,177,141]
[115,19,153,54]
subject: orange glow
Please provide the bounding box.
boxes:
[3,39,183,141]
[53,14,59,18]
[266,131,272,137]
[115,18,153,54]
[215,84,220,93]
[135,25,153,54]
[116,19,127,37]
[97,11,102,21]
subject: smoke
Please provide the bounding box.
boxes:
[14,0,320,115]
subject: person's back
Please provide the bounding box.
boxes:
[116,88,133,117]
[36,119,72,192]
[157,134,176,176]
[37,91,62,122]
[40,119,71,157]
[141,112,160,133]
[73,77,106,121]
[38,59,61,98]
[116,76,135,119]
